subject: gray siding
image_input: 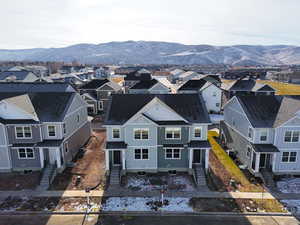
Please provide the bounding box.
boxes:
[10,147,41,170]
[106,126,124,141]
[124,124,157,147]
[0,123,7,145]
[252,128,274,144]
[158,127,189,145]
[0,146,11,170]
[6,125,42,144]
[157,146,189,169]
[125,146,157,170]
[41,123,63,140]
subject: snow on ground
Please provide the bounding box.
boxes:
[209,114,224,124]
[102,197,193,212]
[126,174,196,192]
[277,178,300,193]
[281,200,300,214]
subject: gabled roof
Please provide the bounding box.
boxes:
[225,79,276,92]
[236,95,300,128]
[0,70,37,81]
[200,75,221,85]
[104,94,211,125]
[124,71,152,81]
[79,79,109,89]
[130,79,158,90]
[178,79,207,91]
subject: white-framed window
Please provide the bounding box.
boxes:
[248,127,253,139]
[281,151,297,163]
[165,148,181,159]
[48,125,56,137]
[260,129,268,142]
[15,126,32,139]
[98,101,104,110]
[284,131,300,143]
[165,128,181,139]
[194,127,202,138]
[134,129,149,140]
[18,148,34,159]
[246,146,252,158]
[112,128,120,139]
[134,149,149,160]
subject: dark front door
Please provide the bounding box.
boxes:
[193,149,201,164]
[259,153,272,170]
[113,151,121,165]
[43,148,50,167]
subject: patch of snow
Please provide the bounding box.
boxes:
[102,197,193,212]
[277,178,300,193]
[210,114,224,123]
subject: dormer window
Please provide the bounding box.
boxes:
[194,127,202,138]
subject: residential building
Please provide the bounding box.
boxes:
[124,70,152,92]
[78,79,122,115]
[220,95,300,177]
[128,79,170,94]
[0,70,50,82]
[104,94,211,185]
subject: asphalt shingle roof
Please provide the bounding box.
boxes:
[0,70,37,80]
[79,79,109,89]
[178,80,207,91]
[130,79,158,89]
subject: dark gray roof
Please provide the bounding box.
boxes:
[237,95,300,128]
[0,70,37,80]
[104,94,211,125]
[187,140,211,148]
[12,140,63,147]
[124,71,152,81]
[130,79,158,89]
[163,144,184,147]
[251,144,279,153]
[105,141,127,149]
[178,80,207,91]
[0,82,76,93]
[227,79,275,92]
[79,79,109,89]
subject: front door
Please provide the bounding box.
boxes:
[193,149,201,164]
[259,153,272,169]
[43,148,50,167]
[113,150,121,165]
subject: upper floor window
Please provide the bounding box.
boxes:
[194,127,202,138]
[18,148,34,159]
[248,127,253,139]
[63,123,66,134]
[134,149,149,160]
[134,129,149,140]
[165,148,181,159]
[281,151,297,162]
[98,101,104,110]
[246,146,251,158]
[48,125,56,137]
[260,130,268,142]
[112,128,120,139]
[15,126,32,139]
[212,92,217,97]
[284,131,300,142]
[165,128,181,139]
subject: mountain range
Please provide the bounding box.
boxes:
[1,41,300,65]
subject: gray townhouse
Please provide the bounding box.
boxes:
[0,70,52,83]
[0,91,91,178]
[128,79,170,94]
[104,94,211,186]
[78,79,122,115]
[220,95,300,180]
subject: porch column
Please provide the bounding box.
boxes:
[56,148,62,168]
[205,149,209,171]
[272,153,276,172]
[105,150,110,171]
[39,148,44,168]
[189,149,193,169]
[122,150,126,170]
[255,153,260,172]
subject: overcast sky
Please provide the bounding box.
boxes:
[1,0,299,49]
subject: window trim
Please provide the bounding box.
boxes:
[259,129,268,142]
[193,127,202,138]
[248,127,253,139]
[165,127,181,140]
[112,128,121,139]
[133,128,149,140]
[281,151,297,163]
[98,101,104,110]
[134,148,149,160]
[164,148,182,160]
[17,148,35,159]
[15,126,32,139]
[47,125,56,137]
[284,130,300,143]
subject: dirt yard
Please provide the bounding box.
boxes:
[51,130,106,190]
[0,172,41,190]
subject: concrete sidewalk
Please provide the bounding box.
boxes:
[0,189,299,200]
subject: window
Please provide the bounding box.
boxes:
[165,128,181,139]
[165,148,181,159]
[281,152,297,162]
[64,142,68,153]
[246,146,252,158]
[134,149,148,159]
[216,103,220,107]
[107,91,112,96]
[212,92,217,97]
[98,101,103,110]
[134,129,149,140]
[77,114,80,123]
[63,123,66,134]
[248,127,253,139]
[18,148,34,159]
[194,127,202,138]
[284,131,300,142]
[15,126,32,139]
[48,126,56,137]
[112,128,120,139]
[260,130,268,141]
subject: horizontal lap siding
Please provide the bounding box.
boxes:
[10,147,41,169]
[157,146,189,169]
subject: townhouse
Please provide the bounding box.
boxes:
[104,94,211,185]
[221,95,300,177]
[128,79,170,94]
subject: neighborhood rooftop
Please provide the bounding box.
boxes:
[130,79,158,89]
[178,79,208,91]
[79,79,109,89]
[0,82,76,92]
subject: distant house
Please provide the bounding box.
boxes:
[221,95,300,178]
[200,75,222,87]
[124,70,152,92]
[0,70,50,83]
[221,70,266,80]
[0,91,91,181]
[128,79,170,94]
[177,79,222,114]
[221,78,276,105]
[104,94,211,186]
[168,69,185,83]
[50,74,85,86]
[78,79,122,115]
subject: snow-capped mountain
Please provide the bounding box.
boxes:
[0,41,300,65]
